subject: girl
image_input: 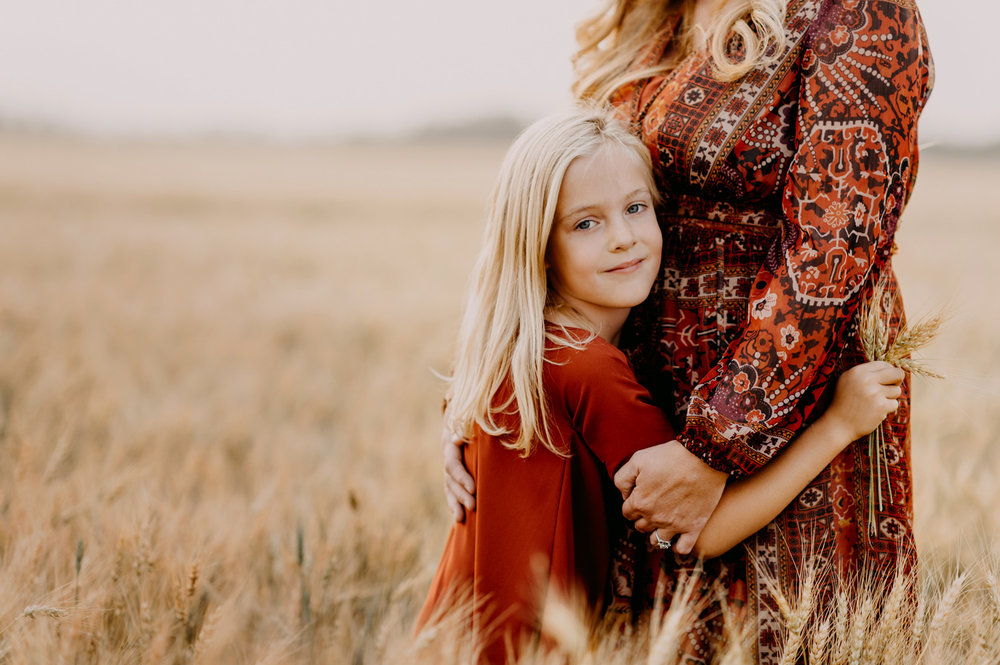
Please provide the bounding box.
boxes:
[417,107,903,664]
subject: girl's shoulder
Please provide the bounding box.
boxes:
[544,329,633,388]
[542,328,674,453]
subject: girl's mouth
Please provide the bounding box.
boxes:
[606,258,643,273]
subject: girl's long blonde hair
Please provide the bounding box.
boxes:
[446,107,657,457]
[573,0,788,103]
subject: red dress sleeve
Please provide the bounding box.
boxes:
[676,0,933,475]
[548,337,676,472]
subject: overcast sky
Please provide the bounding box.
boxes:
[0,1,993,145]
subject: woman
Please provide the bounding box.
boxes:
[445,0,932,661]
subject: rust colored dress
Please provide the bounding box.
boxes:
[417,335,675,664]
[609,0,932,661]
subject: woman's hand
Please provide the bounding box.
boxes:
[613,440,728,555]
[442,426,475,522]
[823,361,905,443]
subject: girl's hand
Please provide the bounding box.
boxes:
[824,361,905,442]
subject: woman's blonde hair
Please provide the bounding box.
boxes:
[573,0,788,103]
[446,107,657,457]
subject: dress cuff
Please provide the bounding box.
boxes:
[675,425,763,478]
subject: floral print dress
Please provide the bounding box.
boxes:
[610,0,932,661]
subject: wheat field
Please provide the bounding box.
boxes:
[0,133,998,663]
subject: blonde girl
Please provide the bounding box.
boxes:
[418,107,903,664]
[447,2,931,659]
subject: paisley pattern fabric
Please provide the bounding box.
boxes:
[610,0,932,661]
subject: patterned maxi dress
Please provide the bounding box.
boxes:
[609,0,932,661]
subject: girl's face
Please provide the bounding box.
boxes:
[546,144,661,336]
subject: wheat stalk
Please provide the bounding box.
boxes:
[807,617,831,665]
[646,573,702,665]
[831,589,850,665]
[847,596,873,665]
[858,274,946,380]
[21,606,68,620]
[777,564,815,665]
[857,272,945,534]
[539,593,590,660]
[928,573,967,646]
[875,567,914,660]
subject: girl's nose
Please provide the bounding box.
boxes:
[609,216,637,250]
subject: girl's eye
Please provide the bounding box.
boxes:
[626,202,646,215]
[575,219,595,230]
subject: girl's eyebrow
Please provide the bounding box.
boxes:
[558,203,599,222]
[558,188,650,223]
[622,187,650,200]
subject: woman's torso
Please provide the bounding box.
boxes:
[609,1,929,661]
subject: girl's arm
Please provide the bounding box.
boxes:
[682,361,905,559]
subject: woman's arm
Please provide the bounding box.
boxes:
[613,0,932,541]
[677,361,904,559]
[671,1,933,477]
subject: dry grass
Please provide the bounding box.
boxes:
[859,271,946,380]
[0,133,998,662]
[858,271,946,533]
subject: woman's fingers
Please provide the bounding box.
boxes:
[674,533,698,555]
[444,482,465,523]
[618,442,727,556]
[445,451,475,495]
[614,457,639,500]
[648,529,677,548]
[633,517,653,533]
[648,530,690,555]
[442,429,475,493]
[442,427,476,519]
[445,473,474,517]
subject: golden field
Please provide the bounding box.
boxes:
[0,133,998,663]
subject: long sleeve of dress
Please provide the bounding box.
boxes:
[676,0,933,476]
[549,338,676,476]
